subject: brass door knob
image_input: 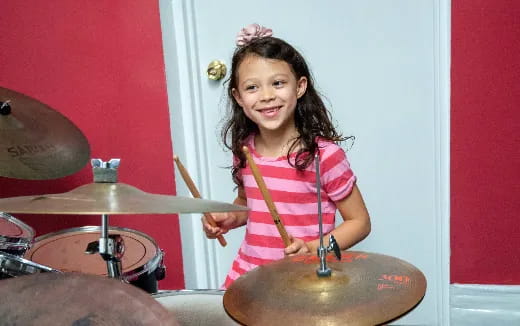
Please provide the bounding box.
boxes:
[207,60,227,80]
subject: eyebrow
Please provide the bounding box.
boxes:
[239,74,291,86]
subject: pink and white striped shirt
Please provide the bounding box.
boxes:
[223,136,356,289]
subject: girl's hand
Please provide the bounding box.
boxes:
[201,212,237,239]
[284,235,311,256]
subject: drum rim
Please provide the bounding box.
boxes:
[0,212,34,249]
[0,251,60,275]
[152,289,225,298]
[30,225,163,280]
[34,225,158,244]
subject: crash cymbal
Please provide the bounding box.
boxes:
[224,251,426,326]
[0,272,178,326]
[0,87,90,180]
[0,182,248,214]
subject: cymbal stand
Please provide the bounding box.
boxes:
[315,153,341,277]
[85,158,125,279]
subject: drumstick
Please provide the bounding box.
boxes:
[242,146,291,247]
[173,156,227,247]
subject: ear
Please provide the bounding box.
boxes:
[232,88,244,107]
[296,76,308,99]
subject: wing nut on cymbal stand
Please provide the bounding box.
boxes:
[315,153,341,278]
[87,158,125,279]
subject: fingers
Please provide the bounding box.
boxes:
[284,236,310,256]
[201,215,227,239]
[201,216,218,238]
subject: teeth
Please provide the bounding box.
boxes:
[260,107,279,112]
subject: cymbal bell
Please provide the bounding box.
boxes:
[0,87,90,180]
[224,251,426,326]
[0,272,178,326]
[0,182,248,214]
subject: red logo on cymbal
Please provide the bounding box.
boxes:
[377,274,411,291]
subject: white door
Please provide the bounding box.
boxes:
[159,1,450,324]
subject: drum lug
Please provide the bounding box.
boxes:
[155,266,166,281]
[155,250,166,281]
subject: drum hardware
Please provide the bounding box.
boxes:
[0,100,11,115]
[0,251,60,278]
[315,153,341,277]
[85,233,125,278]
[0,212,48,278]
[153,251,167,283]
[85,234,125,257]
[0,86,91,180]
[88,158,124,279]
[0,272,179,325]
[0,212,34,256]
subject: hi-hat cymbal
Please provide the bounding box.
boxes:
[0,87,90,180]
[0,272,179,326]
[0,182,248,214]
[224,251,427,326]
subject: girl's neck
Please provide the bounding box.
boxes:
[254,127,300,158]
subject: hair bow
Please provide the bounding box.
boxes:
[236,23,273,47]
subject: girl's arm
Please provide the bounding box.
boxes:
[285,184,371,255]
[202,186,249,238]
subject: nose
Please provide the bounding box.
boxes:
[260,87,275,102]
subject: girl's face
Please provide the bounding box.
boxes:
[232,55,307,135]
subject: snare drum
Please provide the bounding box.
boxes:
[153,290,239,326]
[24,226,165,293]
[0,212,34,256]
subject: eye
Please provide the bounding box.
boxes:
[245,84,257,91]
[273,80,286,87]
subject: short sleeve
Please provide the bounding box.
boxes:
[319,143,357,202]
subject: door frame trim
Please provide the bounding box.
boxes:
[434,0,451,324]
[159,0,220,288]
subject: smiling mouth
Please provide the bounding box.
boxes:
[257,106,281,115]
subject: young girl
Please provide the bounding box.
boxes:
[203,24,371,289]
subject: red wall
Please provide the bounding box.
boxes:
[451,0,520,284]
[0,2,184,289]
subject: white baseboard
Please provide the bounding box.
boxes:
[451,284,520,325]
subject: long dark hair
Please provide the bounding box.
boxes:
[221,36,350,187]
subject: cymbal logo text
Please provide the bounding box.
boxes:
[377,274,412,291]
[7,143,57,158]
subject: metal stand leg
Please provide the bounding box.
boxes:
[315,153,341,278]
